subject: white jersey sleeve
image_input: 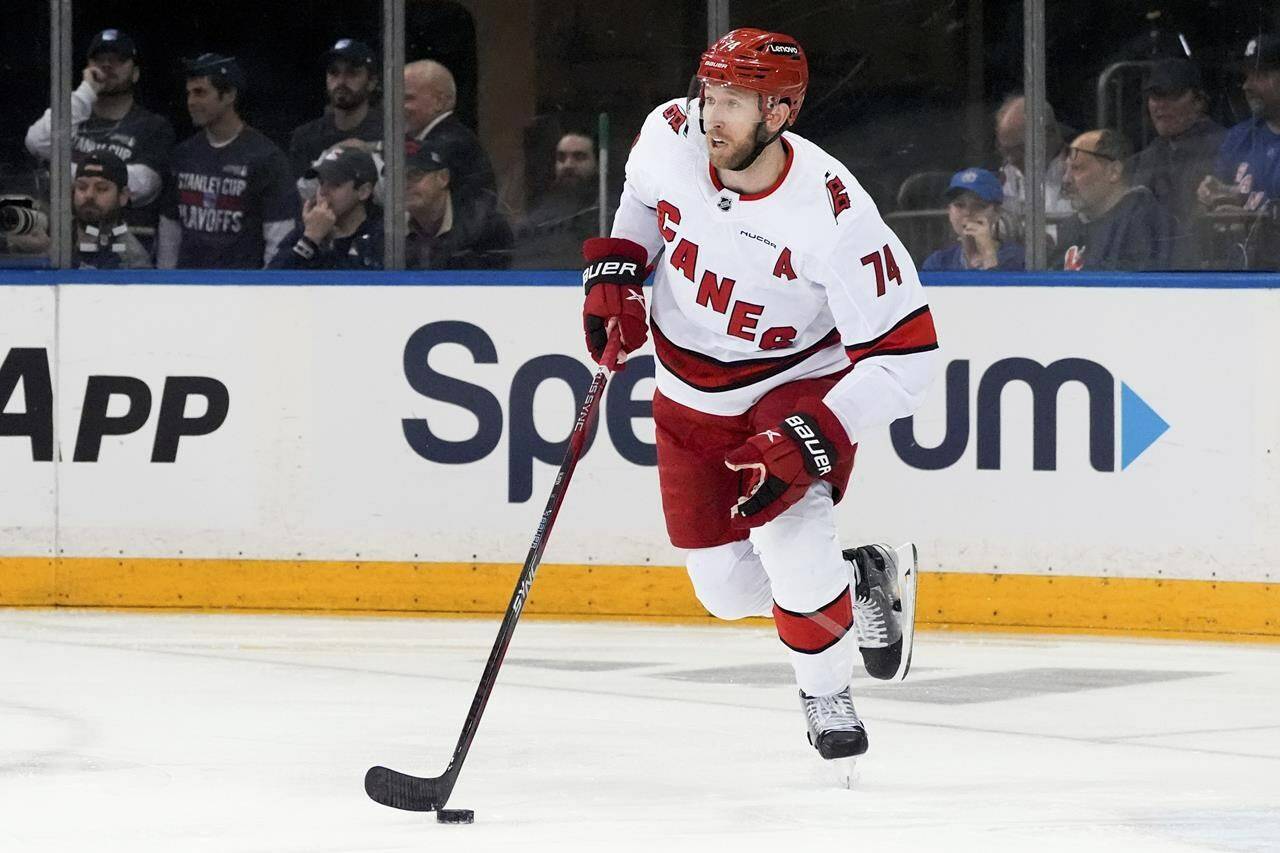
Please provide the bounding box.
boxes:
[814,195,941,442]
[610,99,696,266]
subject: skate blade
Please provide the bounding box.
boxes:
[831,756,860,789]
[891,542,918,683]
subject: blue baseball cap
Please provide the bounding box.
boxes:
[944,168,1004,204]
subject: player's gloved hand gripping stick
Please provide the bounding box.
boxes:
[364,329,625,823]
[582,236,649,371]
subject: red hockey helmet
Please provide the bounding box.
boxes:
[696,28,809,124]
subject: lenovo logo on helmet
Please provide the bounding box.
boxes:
[767,43,800,55]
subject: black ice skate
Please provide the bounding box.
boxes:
[800,687,868,760]
[845,543,918,682]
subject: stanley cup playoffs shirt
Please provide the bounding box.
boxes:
[162,127,297,268]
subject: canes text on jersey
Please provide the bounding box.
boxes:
[656,200,799,350]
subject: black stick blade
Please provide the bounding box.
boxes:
[364,766,451,812]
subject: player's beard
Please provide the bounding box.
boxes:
[709,123,766,172]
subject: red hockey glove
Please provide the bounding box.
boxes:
[725,400,852,529]
[582,237,648,371]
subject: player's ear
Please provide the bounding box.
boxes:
[130,65,140,85]
[766,100,792,133]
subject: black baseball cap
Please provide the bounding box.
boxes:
[306,146,379,187]
[184,53,247,90]
[1240,34,1280,72]
[325,38,376,70]
[77,151,128,190]
[1143,59,1203,96]
[405,138,448,173]
[88,29,137,61]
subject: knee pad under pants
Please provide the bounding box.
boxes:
[685,539,772,620]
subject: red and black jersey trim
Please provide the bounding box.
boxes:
[845,305,938,366]
[652,321,842,393]
[773,587,854,655]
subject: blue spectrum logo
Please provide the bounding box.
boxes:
[890,358,1170,472]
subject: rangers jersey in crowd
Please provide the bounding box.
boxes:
[611,97,939,440]
[160,127,297,269]
[1215,115,1280,210]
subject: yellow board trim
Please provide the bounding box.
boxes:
[0,557,1276,641]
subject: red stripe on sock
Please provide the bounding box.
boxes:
[773,588,853,655]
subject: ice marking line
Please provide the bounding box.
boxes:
[1103,722,1280,742]
[5,631,1279,765]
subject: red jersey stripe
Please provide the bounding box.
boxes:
[652,322,842,393]
[845,305,938,366]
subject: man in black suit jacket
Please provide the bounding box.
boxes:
[403,59,498,217]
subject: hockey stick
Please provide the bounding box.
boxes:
[365,332,623,815]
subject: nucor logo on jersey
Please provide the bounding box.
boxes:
[582,260,640,286]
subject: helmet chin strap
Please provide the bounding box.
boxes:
[727,122,786,172]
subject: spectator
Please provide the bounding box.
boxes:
[72,151,151,268]
[994,95,1076,228]
[403,60,498,214]
[1199,35,1280,212]
[158,54,297,269]
[1056,129,1173,271]
[25,29,175,239]
[271,147,382,269]
[921,168,1025,271]
[515,131,609,267]
[1131,59,1225,267]
[288,39,384,179]
[404,138,512,270]
[1134,60,1225,214]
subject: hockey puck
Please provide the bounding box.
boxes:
[436,809,474,824]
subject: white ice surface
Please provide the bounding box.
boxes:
[1,610,1278,852]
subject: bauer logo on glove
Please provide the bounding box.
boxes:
[581,259,641,286]
[783,414,834,476]
[581,237,649,371]
[725,402,852,528]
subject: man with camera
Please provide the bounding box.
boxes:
[1,151,149,268]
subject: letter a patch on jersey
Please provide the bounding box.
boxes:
[825,173,851,221]
[773,247,797,281]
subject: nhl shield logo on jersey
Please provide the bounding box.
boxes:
[718,196,733,211]
[824,173,851,220]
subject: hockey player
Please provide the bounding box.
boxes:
[580,30,940,763]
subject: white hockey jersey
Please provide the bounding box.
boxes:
[611,98,940,443]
